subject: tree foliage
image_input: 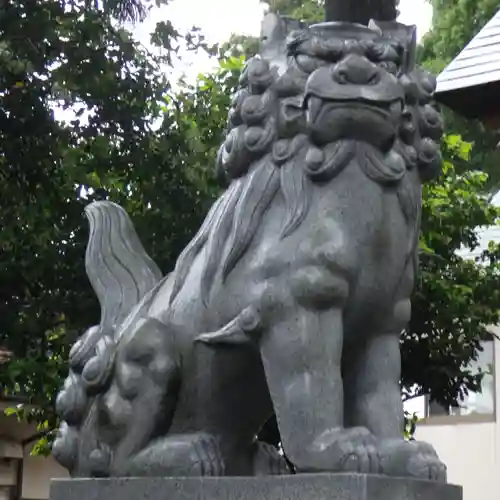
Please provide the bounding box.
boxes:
[405,134,500,406]
[419,0,500,191]
[0,0,239,448]
[419,0,499,70]
[269,0,324,21]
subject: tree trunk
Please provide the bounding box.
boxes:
[324,0,399,25]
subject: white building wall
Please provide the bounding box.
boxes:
[414,332,500,500]
[417,421,497,500]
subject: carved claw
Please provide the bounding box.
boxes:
[378,439,447,482]
[330,427,380,474]
[192,433,226,476]
[253,442,290,475]
[195,326,251,346]
[195,306,261,346]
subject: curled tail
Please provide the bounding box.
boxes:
[53,201,163,476]
[84,201,162,332]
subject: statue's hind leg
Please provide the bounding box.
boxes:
[101,316,224,478]
[342,298,447,481]
[259,299,379,473]
[112,432,226,477]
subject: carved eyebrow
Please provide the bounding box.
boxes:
[363,40,402,63]
[293,54,328,74]
[288,35,344,61]
[286,30,310,53]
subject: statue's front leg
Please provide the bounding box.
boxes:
[259,299,379,473]
[343,317,406,440]
[343,299,447,481]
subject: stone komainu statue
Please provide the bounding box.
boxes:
[53,15,446,481]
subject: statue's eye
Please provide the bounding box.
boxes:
[294,54,326,74]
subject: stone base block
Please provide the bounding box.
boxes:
[50,473,462,500]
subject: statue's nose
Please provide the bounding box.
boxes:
[331,54,381,85]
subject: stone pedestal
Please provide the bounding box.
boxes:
[50,473,463,500]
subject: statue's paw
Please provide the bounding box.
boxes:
[117,432,225,477]
[88,445,112,477]
[192,432,226,476]
[379,439,447,482]
[405,441,447,482]
[253,441,290,475]
[306,426,379,474]
[333,427,379,474]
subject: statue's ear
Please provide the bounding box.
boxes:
[260,13,308,45]
[259,13,309,74]
[368,20,417,73]
[260,13,286,51]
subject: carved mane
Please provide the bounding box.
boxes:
[170,18,444,306]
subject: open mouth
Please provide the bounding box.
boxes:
[307,96,402,118]
[325,100,391,117]
[305,95,400,151]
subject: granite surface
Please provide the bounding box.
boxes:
[50,473,462,500]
